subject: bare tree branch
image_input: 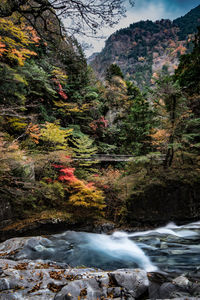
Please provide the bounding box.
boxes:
[0,0,134,37]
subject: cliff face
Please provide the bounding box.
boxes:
[90,5,200,88]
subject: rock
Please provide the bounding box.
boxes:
[0,278,10,291]
[0,259,150,300]
[109,268,148,298]
[0,267,3,276]
[172,275,190,286]
[93,222,115,233]
[149,274,199,299]
[54,278,105,300]
[107,287,122,298]
[159,281,191,299]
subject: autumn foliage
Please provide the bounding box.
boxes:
[0,18,39,65]
[52,163,105,218]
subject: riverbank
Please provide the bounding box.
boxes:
[1,221,200,299]
[1,258,200,299]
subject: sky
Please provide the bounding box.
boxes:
[84,0,200,57]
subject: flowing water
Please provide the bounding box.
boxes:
[14,221,200,274]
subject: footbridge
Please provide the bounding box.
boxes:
[72,154,164,162]
[73,155,135,162]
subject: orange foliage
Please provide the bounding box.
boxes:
[0,38,6,56]
[0,18,39,65]
[26,123,41,144]
[25,26,41,44]
[92,168,123,191]
[150,129,170,150]
[52,163,105,215]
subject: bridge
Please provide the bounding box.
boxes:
[72,155,134,162]
[72,154,165,162]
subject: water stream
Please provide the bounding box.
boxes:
[14,221,200,274]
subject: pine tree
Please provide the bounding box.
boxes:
[71,134,98,168]
[105,63,124,82]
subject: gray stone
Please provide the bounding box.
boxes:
[172,276,189,286]
[159,282,191,299]
[109,269,148,298]
[0,278,10,291]
[107,287,122,298]
[54,278,104,300]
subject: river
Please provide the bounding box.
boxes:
[8,221,200,274]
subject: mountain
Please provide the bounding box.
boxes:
[90,5,200,88]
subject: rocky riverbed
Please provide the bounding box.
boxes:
[0,221,200,299]
[0,258,200,299]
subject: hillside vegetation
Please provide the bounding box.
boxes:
[90,5,200,89]
[0,1,200,231]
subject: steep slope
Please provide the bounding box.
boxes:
[90,5,200,88]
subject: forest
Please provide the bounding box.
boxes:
[0,0,200,232]
[1,1,200,300]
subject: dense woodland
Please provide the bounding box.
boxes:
[0,1,200,229]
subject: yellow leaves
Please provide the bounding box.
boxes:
[40,122,73,150]
[0,18,39,65]
[138,56,145,62]
[68,180,105,213]
[7,47,37,66]
[53,101,90,114]
[51,68,68,83]
[13,73,28,85]
[8,117,27,130]
[105,76,129,108]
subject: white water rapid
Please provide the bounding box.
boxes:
[13,221,200,273]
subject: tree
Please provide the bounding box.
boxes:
[119,83,153,155]
[0,17,38,66]
[52,162,105,219]
[40,122,73,151]
[71,134,98,170]
[68,180,105,219]
[105,63,124,82]
[151,75,188,167]
[0,0,135,37]
[175,27,200,95]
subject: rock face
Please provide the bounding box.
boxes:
[126,180,200,227]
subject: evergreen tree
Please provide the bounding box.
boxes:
[71,135,98,176]
[105,64,124,82]
[175,27,200,95]
[119,82,153,155]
